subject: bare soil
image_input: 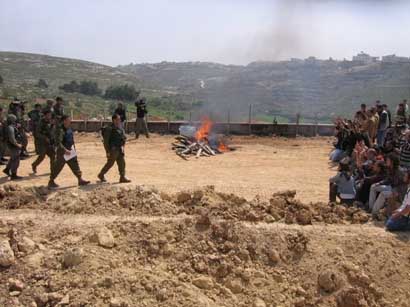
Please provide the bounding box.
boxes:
[1,134,409,307]
[4,134,335,203]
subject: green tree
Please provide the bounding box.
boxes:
[37,78,48,88]
[104,84,140,101]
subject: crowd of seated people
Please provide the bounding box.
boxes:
[329,100,410,231]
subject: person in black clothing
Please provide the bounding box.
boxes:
[114,102,127,127]
[54,96,65,123]
[135,97,149,139]
[383,104,392,128]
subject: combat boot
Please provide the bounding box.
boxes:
[3,168,10,177]
[10,174,23,180]
[98,173,107,182]
[48,180,59,189]
[31,164,37,174]
[119,176,131,183]
[78,178,90,186]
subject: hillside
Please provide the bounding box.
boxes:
[0,52,161,119]
[120,59,410,123]
[1,51,410,122]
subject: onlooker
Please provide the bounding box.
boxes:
[135,97,149,139]
[329,160,356,205]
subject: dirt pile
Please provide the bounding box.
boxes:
[0,184,370,225]
[2,212,406,307]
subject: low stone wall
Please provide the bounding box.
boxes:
[70,120,334,137]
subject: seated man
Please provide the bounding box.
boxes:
[329,159,356,205]
[386,187,410,231]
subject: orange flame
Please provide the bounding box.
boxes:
[218,142,230,152]
[196,117,213,141]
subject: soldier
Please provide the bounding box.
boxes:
[114,102,126,127]
[28,103,42,154]
[8,98,29,158]
[0,107,7,165]
[43,99,54,115]
[98,114,131,183]
[134,97,149,139]
[3,114,23,180]
[48,115,90,188]
[31,109,55,174]
[54,96,65,123]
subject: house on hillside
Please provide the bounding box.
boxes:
[381,54,410,63]
[352,52,379,64]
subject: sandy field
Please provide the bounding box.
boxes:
[2,134,335,203]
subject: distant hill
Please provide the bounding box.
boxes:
[1,51,410,123]
[119,59,410,123]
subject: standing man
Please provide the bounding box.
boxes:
[54,96,65,123]
[48,115,90,188]
[0,107,7,165]
[28,103,43,154]
[377,104,389,147]
[135,97,149,139]
[31,109,55,174]
[114,102,126,125]
[98,114,131,183]
[3,115,23,180]
[383,104,392,128]
[43,99,55,115]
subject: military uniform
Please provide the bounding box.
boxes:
[53,103,64,123]
[98,124,128,181]
[50,124,82,182]
[0,116,7,163]
[3,115,22,179]
[31,117,55,173]
[28,109,42,154]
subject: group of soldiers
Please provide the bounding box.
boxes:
[0,97,134,188]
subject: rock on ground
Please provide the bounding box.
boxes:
[0,239,15,267]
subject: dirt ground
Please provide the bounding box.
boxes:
[2,134,335,203]
[2,134,410,307]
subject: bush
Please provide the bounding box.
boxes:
[59,80,102,96]
[104,84,140,101]
[36,79,48,88]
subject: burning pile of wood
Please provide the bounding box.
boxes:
[172,135,217,160]
[172,118,229,160]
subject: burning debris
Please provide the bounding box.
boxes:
[172,118,230,160]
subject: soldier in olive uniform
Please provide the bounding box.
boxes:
[0,107,7,165]
[8,99,29,158]
[48,115,90,188]
[54,96,65,123]
[3,114,23,180]
[28,104,42,154]
[98,114,131,183]
[31,109,55,174]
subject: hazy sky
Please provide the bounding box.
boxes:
[1,0,410,66]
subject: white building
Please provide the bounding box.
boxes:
[352,52,379,64]
[381,54,410,63]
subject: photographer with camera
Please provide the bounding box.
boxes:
[134,97,149,139]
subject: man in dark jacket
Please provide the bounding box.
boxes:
[31,110,55,174]
[98,114,131,183]
[3,115,23,180]
[48,115,90,188]
[54,96,65,123]
[135,98,149,139]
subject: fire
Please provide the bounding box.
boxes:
[218,142,230,152]
[195,117,213,141]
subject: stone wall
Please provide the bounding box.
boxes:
[70,120,334,137]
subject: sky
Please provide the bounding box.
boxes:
[1,0,410,66]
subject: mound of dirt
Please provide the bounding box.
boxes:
[0,214,399,307]
[0,184,371,225]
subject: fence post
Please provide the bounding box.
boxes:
[167,113,171,133]
[71,109,74,120]
[295,113,300,137]
[314,114,319,136]
[227,109,231,136]
[248,104,252,135]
